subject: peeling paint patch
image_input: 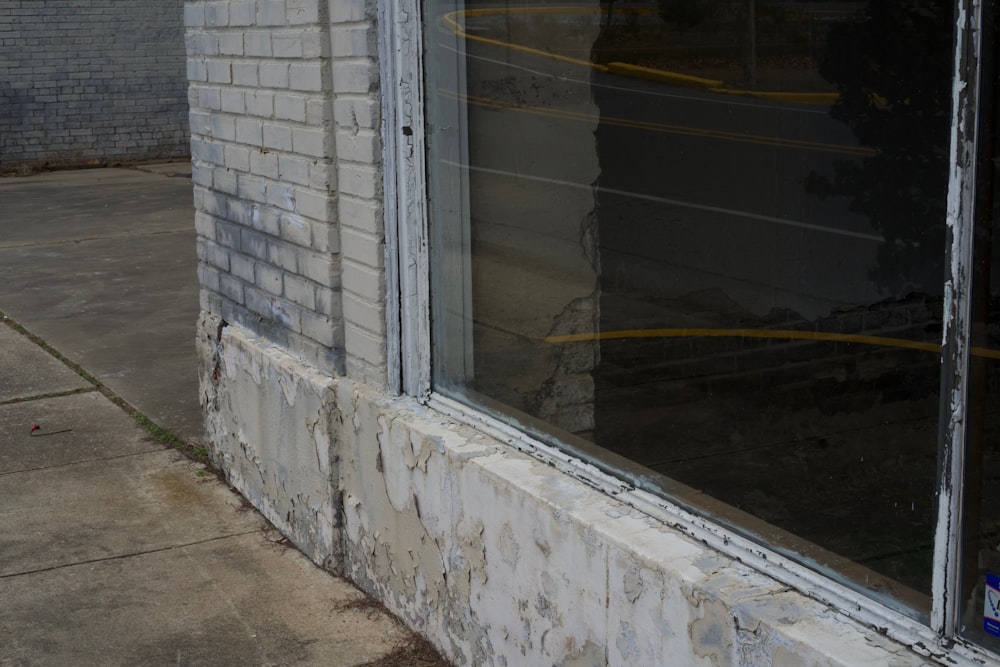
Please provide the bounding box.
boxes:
[497,523,520,570]
[616,620,641,661]
[623,564,643,603]
[562,639,605,667]
[689,597,734,666]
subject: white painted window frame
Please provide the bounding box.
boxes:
[380,0,431,397]
[380,0,997,660]
[933,0,986,641]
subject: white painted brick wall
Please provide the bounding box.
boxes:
[187,0,360,374]
[275,93,308,121]
[325,0,386,385]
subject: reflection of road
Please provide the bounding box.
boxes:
[589,64,885,319]
[425,8,946,598]
[452,90,872,157]
[438,30,902,318]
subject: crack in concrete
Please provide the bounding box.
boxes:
[0,386,99,406]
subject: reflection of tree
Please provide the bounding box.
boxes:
[656,0,720,29]
[806,0,953,295]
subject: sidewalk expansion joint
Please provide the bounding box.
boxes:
[0,386,99,407]
[0,310,212,467]
[0,530,263,580]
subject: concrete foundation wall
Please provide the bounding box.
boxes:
[197,313,339,567]
[0,0,190,167]
[198,315,929,666]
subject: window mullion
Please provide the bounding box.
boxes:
[931,0,985,636]
[382,0,432,398]
[379,0,402,395]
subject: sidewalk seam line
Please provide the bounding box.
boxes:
[0,310,211,466]
[0,530,263,580]
[0,386,99,407]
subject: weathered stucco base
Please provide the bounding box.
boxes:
[198,315,930,666]
[197,314,339,568]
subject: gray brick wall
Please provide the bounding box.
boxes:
[0,0,190,167]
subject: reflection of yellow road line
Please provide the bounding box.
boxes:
[709,88,841,105]
[444,7,840,105]
[607,62,723,89]
[545,327,1000,360]
[449,91,874,157]
[444,8,608,72]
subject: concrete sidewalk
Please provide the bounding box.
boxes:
[0,165,447,666]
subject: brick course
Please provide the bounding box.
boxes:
[0,0,190,167]
[188,0,385,377]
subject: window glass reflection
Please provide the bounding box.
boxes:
[425,0,954,615]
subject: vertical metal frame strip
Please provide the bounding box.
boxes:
[379,0,402,394]
[932,0,984,635]
[380,0,432,398]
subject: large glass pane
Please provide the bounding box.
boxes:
[959,0,1000,649]
[424,0,955,616]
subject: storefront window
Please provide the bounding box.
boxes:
[421,0,996,650]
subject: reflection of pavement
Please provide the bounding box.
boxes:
[457,8,603,434]
[590,288,943,601]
